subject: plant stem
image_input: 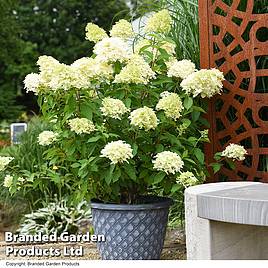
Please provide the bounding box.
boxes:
[76,90,81,116]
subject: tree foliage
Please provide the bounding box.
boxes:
[0,0,131,121]
[16,0,130,64]
[0,0,27,120]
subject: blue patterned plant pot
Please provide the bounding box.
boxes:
[91,196,173,260]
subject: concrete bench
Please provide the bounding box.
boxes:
[185,182,268,260]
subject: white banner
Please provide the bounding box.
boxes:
[1,260,267,268]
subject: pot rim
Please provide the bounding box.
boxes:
[90,195,173,211]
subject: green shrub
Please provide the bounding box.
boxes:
[0,117,58,208]
[2,117,49,172]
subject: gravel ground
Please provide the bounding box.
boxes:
[0,228,186,260]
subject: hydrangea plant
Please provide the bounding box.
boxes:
[1,10,247,204]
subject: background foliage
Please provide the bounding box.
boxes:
[0,0,133,122]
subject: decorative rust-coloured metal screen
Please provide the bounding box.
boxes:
[199,0,268,182]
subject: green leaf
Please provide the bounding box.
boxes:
[143,50,153,60]
[78,168,89,178]
[132,144,138,156]
[181,118,191,127]
[214,152,222,161]
[171,184,181,193]
[80,103,93,120]
[210,162,223,173]
[193,148,205,164]
[184,158,196,164]
[114,61,122,74]
[63,95,77,121]
[87,136,101,143]
[123,164,136,181]
[193,106,206,113]
[71,163,80,168]
[139,169,148,179]
[160,133,182,146]
[152,77,173,85]
[153,172,166,184]
[182,150,188,158]
[66,146,76,156]
[192,110,200,122]
[226,159,236,170]
[156,144,164,153]
[88,156,96,163]
[199,117,210,127]
[184,96,193,110]
[125,98,131,108]
[80,160,89,169]
[158,47,170,59]
[49,174,61,184]
[9,187,17,195]
[139,44,151,53]
[105,164,115,185]
[112,167,121,183]
[188,136,197,145]
[89,164,98,172]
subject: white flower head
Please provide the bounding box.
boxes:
[24,73,41,94]
[101,98,129,119]
[221,143,247,161]
[93,37,131,63]
[36,55,62,91]
[36,55,112,91]
[47,63,75,91]
[114,54,155,84]
[110,19,134,39]
[3,175,13,188]
[153,151,184,174]
[37,56,79,92]
[37,55,60,73]
[0,156,14,171]
[145,9,172,33]
[156,92,183,120]
[69,118,95,135]
[167,59,196,79]
[71,57,113,83]
[180,68,224,98]
[85,23,108,43]
[38,131,58,146]
[177,171,199,188]
[129,106,158,131]
[101,140,133,164]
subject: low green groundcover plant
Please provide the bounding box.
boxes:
[17,199,91,235]
[0,10,247,205]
